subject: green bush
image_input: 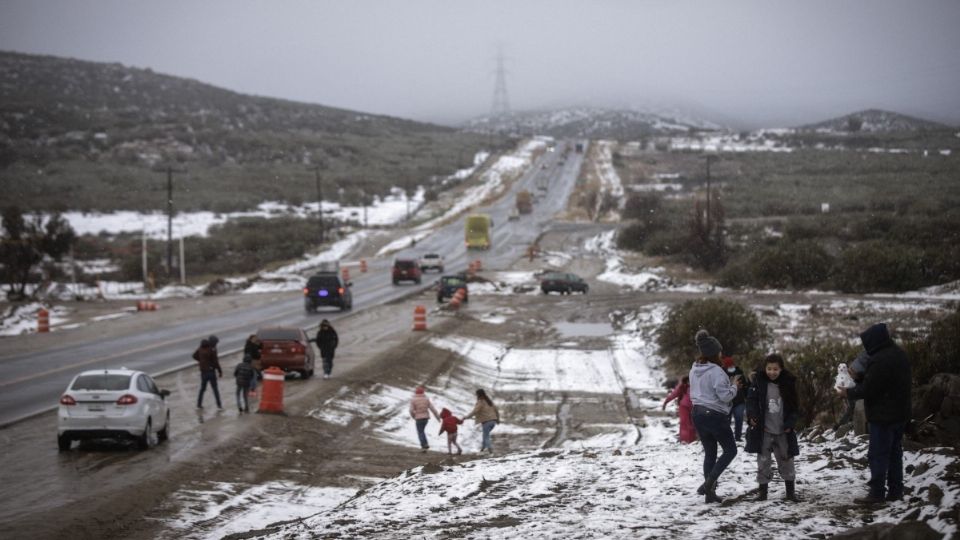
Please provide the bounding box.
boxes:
[903,307,960,384]
[657,298,769,373]
[831,240,925,293]
[719,239,834,289]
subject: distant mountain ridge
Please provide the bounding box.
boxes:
[798,108,950,133]
[464,106,724,139]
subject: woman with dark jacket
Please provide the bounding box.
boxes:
[745,353,800,502]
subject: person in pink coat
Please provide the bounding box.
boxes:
[409,386,440,452]
[662,376,697,443]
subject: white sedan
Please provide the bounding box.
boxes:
[57,368,171,451]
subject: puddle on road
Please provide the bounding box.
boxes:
[554,321,614,338]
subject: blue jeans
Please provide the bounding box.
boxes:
[730,403,746,440]
[198,371,222,408]
[481,420,497,451]
[235,384,250,411]
[868,421,906,498]
[692,405,738,483]
[415,418,429,449]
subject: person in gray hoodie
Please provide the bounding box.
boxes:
[689,329,742,503]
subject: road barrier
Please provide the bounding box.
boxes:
[137,301,158,311]
[413,305,428,331]
[37,308,49,333]
[360,259,368,273]
[342,267,351,283]
[474,259,483,271]
[257,367,286,414]
[467,261,477,277]
[450,288,467,310]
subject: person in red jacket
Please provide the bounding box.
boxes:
[438,408,464,455]
[663,376,697,443]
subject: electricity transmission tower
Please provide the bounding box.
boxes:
[491,50,511,119]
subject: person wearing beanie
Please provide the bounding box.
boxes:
[409,386,440,452]
[839,323,912,505]
[689,329,741,503]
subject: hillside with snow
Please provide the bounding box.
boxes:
[464,106,723,139]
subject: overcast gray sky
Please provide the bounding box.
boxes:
[2,0,958,128]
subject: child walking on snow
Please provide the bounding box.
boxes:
[438,408,464,455]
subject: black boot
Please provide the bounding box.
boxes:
[758,483,768,501]
[785,480,799,502]
[704,477,722,503]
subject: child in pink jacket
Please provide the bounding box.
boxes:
[438,408,464,455]
[662,376,697,443]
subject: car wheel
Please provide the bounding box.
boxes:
[158,411,170,443]
[416,278,422,284]
[392,279,399,285]
[137,419,152,450]
[57,434,71,452]
[541,289,548,295]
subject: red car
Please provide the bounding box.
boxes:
[256,327,316,378]
[392,258,422,285]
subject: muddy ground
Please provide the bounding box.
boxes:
[0,228,954,540]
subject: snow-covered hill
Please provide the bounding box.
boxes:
[464,106,723,138]
[800,109,949,134]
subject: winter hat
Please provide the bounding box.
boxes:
[695,329,722,357]
[850,350,870,376]
[860,323,892,355]
[415,386,425,395]
[208,335,219,346]
[721,356,735,369]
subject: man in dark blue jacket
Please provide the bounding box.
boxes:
[840,323,912,504]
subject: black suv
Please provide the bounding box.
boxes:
[436,274,468,303]
[304,273,353,312]
[540,272,589,295]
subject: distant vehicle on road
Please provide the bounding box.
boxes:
[465,213,492,250]
[304,272,352,312]
[540,272,589,295]
[437,274,468,303]
[257,326,316,378]
[575,142,584,153]
[516,190,533,214]
[508,208,520,221]
[392,258,422,284]
[419,253,445,273]
[57,368,171,451]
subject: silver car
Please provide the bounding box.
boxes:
[57,368,171,451]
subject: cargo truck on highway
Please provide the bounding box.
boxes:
[515,190,533,214]
[465,214,492,250]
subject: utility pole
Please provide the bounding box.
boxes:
[491,48,511,119]
[705,154,717,232]
[158,166,185,281]
[310,165,325,243]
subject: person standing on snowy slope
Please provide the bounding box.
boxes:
[689,329,741,503]
[723,355,748,441]
[409,386,440,452]
[839,323,912,505]
[662,376,697,443]
[746,353,800,502]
